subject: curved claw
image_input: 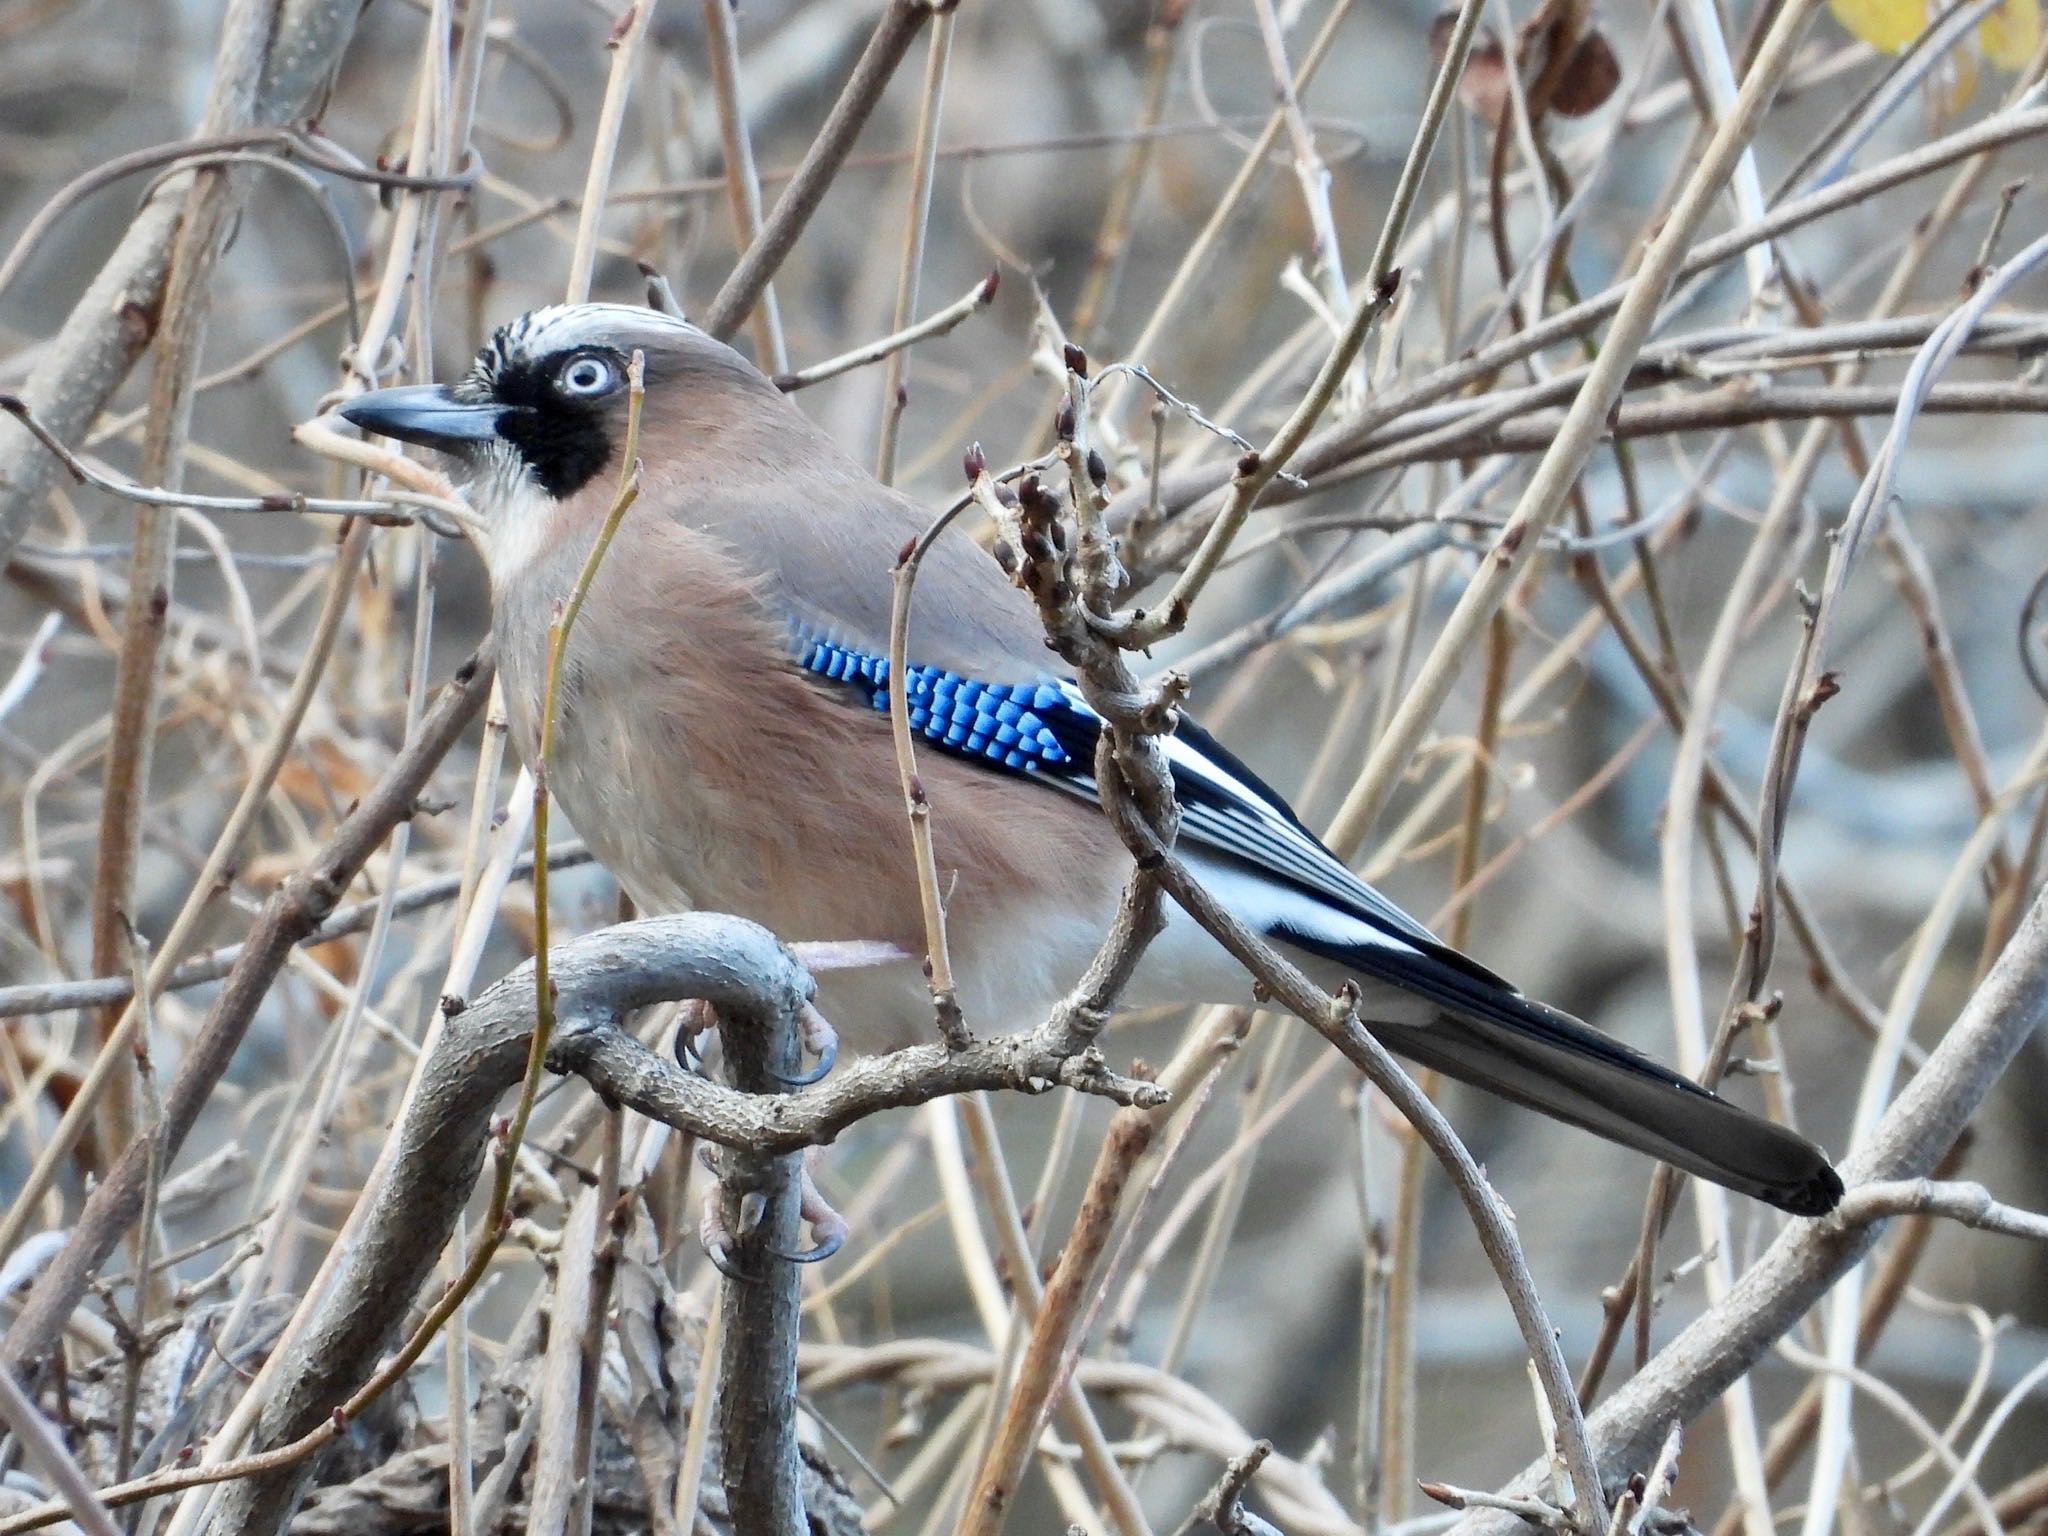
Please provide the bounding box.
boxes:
[704,1236,752,1282]
[674,998,719,1075]
[700,1177,757,1281]
[772,1225,845,1265]
[768,1035,837,1087]
[782,1172,850,1265]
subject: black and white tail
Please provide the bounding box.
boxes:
[1294,935,1843,1217]
[937,676,1843,1217]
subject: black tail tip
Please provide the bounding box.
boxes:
[1770,1157,1845,1218]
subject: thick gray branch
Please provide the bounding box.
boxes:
[713,964,808,1536]
[206,915,816,1536]
[557,1012,1165,1150]
[200,913,1161,1533]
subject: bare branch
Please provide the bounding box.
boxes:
[1443,882,2048,1536]
[1833,1179,2048,1244]
[0,646,496,1372]
[700,0,941,342]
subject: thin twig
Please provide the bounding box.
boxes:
[566,0,659,305]
[699,0,788,371]
[1833,1179,2048,1243]
[0,1366,121,1536]
[0,393,465,533]
[0,642,496,1369]
[776,271,998,391]
[1199,1440,1283,1536]
[874,7,955,482]
[701,0,939,341]
[885,476,977,1049]
[1100,0,1484,648]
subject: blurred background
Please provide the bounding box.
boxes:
[2,0,2046,1531]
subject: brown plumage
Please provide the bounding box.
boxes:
[495,507,1127,1046]
[338,303,1844,1216]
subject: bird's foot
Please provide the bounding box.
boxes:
[790,1155,849,1262]
[672,997,719,1074]
[768,1002,840,1087]
[698,1178,755,1280]
[675,999,837,1086]
[697,1150,847,1274]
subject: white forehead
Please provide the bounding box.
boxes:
[479,304,705,367]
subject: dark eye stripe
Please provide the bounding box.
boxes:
[487,349,614,498]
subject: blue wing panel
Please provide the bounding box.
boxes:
[792,633,1494,978]
[795,634,1076,773]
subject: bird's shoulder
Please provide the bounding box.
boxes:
[652,448,1049,685]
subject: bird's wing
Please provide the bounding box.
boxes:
[674,464,1056,686]
[790,631,1503,987]
[792,632,1846,1218]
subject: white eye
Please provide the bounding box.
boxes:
[556,353,617,398]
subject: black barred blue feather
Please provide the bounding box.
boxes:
[796,635,1074,771]
[791,632,1506,986]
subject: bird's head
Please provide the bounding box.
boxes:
[338,303,780,572]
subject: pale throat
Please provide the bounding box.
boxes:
[462,448,574,589]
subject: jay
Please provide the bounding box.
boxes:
[339,303,1842,1221]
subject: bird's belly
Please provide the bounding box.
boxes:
[548,725,1433,1042]
[549,735,803,926]
[546,745,1134,1046]
[538,715,942,1046]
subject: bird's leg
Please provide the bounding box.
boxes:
[768,1000,840,1086]
[696,1146,846,1271]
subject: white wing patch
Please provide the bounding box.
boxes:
[1046,681,1454,959]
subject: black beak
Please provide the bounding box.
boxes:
[337,385,506,454]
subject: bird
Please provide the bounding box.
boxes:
[337,302,1844,1223]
